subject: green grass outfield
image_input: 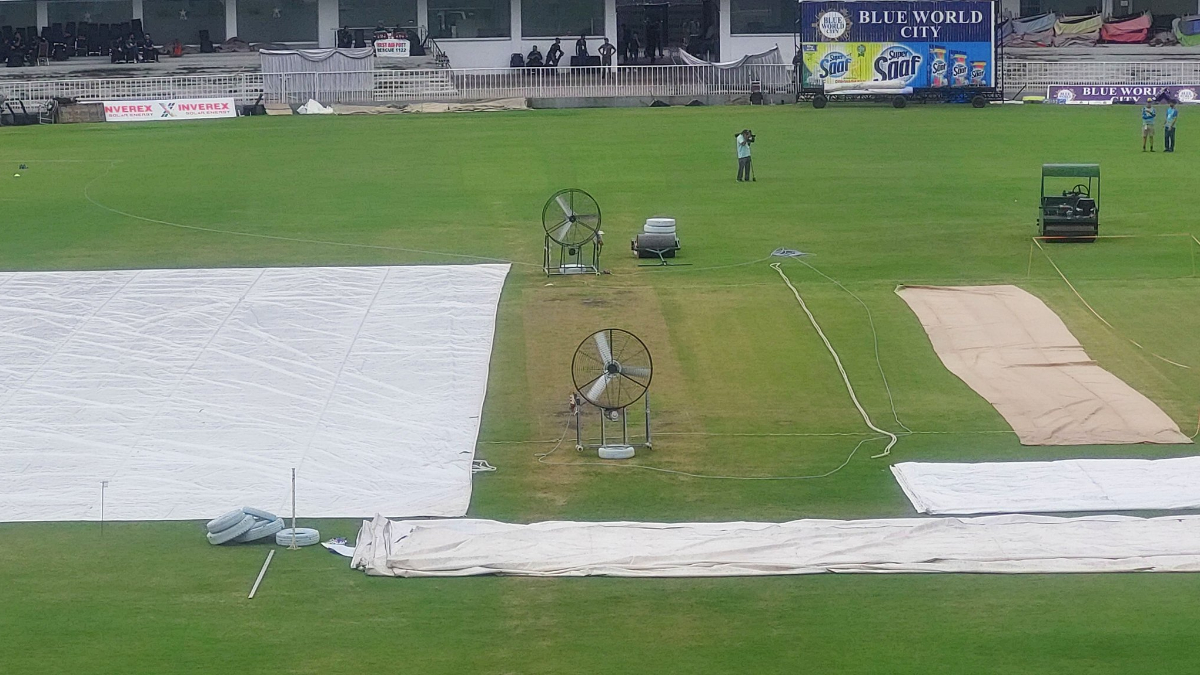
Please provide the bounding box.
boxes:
[2,104,1200,674]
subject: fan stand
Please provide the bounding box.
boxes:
[574,392,652,459]
[544,231,602,276]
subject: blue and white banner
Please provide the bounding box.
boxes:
[798,1,996,88]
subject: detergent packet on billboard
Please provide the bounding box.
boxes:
[970,60,987,86]
[929,46,948,87]
[950,51,969,86]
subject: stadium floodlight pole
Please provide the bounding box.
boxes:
[290,468,298,550]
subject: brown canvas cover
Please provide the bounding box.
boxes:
[897,285,1191,446]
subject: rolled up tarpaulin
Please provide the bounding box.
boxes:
[1004,28,1054,47]
[1053,29,1100,46]
[825,86,914,96]
[1174,18,1200,46]
[1055,13,1103,35]
[824,78,908,93]
[1101,13,1152,43]
[1011,12,1058,35]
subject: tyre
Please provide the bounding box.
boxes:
[206,514,257,545]
[275,527,321,547]
[813,94,828,109]
[892,95,907,109]
[234,517,285,543]
[972,95,987,108]
[241,507,278,522]
[206,509,246,534]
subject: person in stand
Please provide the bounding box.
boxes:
[373,23,389,43]
[598,37,616,67]
[141,33,158,62]
[628,32,640,64]
[1142,99,1157,152]
[735,128,754,182]
[619,25,630,63]
[575,34,589,58]
[169,38,184,58]
[645,22,658,64]
[337,25,352,48]
[546,38,564,68]
[526,44,543,67]
[1164,101,1178,152]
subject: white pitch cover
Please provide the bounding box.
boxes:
[0,264,509,522]
[892,457,1200,514]
[351,514,1200,577]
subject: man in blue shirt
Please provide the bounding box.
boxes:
[1164,102,1178,152]
[736,129,754,182]
[1142,100,1156,152]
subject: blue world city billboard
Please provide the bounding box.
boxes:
[798,1,996,89]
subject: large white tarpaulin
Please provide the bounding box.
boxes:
[0,264,509,522]
[896,285,1190,446]
[892,457,1200,514]
[350,514,1200,577]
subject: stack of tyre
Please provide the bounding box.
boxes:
[205,507,286,545]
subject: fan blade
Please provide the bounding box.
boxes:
[594,331,612,363]
[555,194,575,219]
[553,220,572,242]
[621,365,651,379]
[585,374,610,403]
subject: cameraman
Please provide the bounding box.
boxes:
[735,129,755,182]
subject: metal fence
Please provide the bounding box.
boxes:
[1004,60,1200,87]
[4,61,1200,105]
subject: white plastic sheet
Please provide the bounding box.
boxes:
[892,457,1200,514]
[350,514,1200,577]
[0,264,509,522]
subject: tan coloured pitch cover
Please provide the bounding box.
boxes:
[897,285,1191,446]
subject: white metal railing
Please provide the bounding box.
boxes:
[1002,61,1200,88]
[1,73,263,104]
[2,65,792,104]
[4,61,1200,105]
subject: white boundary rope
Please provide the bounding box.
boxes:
[770,262,899,457]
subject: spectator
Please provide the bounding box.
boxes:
[526,44,544,67]
[575,34,588,58]
[337,26,353,48]
[141,33,158,62]
[1164,101,1178,152]
[598,37,616,67]
[628,32,640,63]
[1142,99,1156,152]
[645,21,658,64]
[546,38,564,68]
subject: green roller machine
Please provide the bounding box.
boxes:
[1039,163,1100,241]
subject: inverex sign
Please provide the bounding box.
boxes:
[103,98,237,122]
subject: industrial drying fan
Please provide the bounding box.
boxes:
[571,328,653,459]
[543,188,602,275]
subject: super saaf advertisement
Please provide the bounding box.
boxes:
[799,1,996,89]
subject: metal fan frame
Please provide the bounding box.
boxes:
[542,188,603,276]
[570,328,654,455]
[542,188,601,248]
[571,328,653,411]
